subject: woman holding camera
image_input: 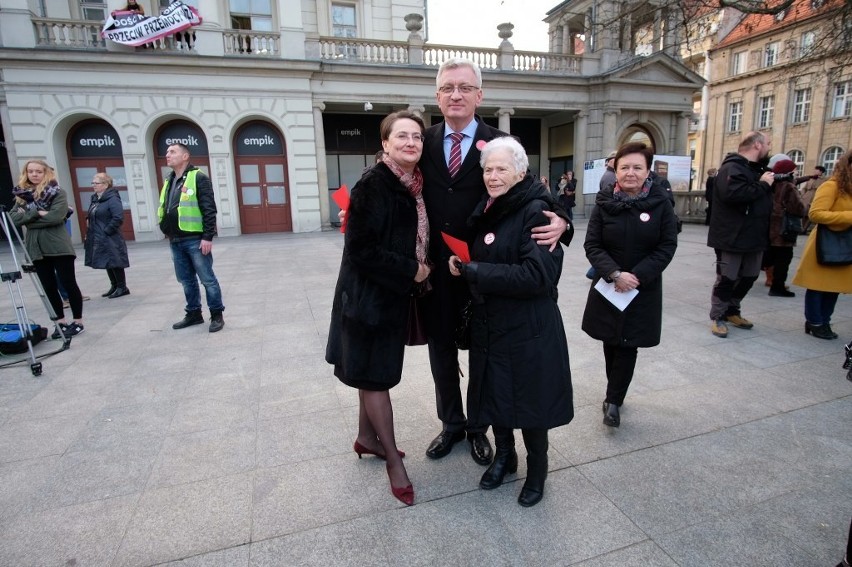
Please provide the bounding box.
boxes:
[761,154,806,297]
[10,160,85,337]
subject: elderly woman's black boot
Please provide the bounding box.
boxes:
[518,429,548,507]
[479,426,517,490]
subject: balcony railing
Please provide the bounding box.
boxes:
[223,30,280,57]
[422,45,500,69]
[318,38,409,64]
[514,50,581,74]
[26,17,582,75]
[33,17,106,49]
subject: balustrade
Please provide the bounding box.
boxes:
[223,30,280,57]
[32,18,106,49]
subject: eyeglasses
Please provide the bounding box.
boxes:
[392,133,424,143]
[437,84,479,95]
[91,181,106,186]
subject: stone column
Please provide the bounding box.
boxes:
[496,108,514,133]
[603,109,621,152]
[573,111,589,213]
[312,102,332,230]
[562,24,572,54]
[676,112,690,155]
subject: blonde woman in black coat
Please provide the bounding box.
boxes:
[84,173,130,298]
[582,142,678,428]
[326,111,431,507]
[449,136,573,507]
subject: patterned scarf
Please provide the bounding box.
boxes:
[381,154,429,264]
[12,179,62,211]
[613,177,652,202]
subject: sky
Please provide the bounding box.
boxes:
[425,0,557,52]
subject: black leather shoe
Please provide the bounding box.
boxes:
[101,286,116,298]
[468,432,493,465]
[602,402,620,427]
[108,286,130,298]
[479,450,517,489]
[425,430,465,459]
[518,484,544,507]
[172,310,204,330]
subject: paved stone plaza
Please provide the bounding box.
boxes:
[0,222,849,566]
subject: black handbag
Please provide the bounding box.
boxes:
[780,212,803,243]
[815,224,852,266]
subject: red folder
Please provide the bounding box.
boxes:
[441,232,470,263]
[332,185,349,233]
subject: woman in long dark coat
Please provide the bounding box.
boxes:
[326,110,432,506]
[449,137,573,508]
[582,142,678,428]
[84,172,130,298]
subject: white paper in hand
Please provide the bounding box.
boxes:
[594,279,638,311]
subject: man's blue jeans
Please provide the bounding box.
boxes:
[170,236,224,313]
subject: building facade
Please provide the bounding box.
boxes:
[704,0,851,178]
[0,0,702,242]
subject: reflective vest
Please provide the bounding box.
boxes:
[158,169,203,233]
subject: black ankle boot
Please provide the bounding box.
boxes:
[518,429,548,507]
[480,427,517,490]
[108,286,130,298]
[101,285,117,298]
[805,322,837,340]
[173,310,204,330]
[209,310,225,333]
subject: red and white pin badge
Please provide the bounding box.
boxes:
[484,232,495,245]
[640,212,651,222]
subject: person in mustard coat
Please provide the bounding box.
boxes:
[791,149,852,340]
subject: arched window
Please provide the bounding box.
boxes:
[787,150,805,177]
[619,125,655,153]
[822,146,844,177]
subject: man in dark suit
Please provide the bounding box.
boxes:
[419,58,570,465]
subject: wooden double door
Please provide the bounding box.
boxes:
[235,157,291,233]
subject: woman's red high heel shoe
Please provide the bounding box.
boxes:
[390,483,414,506]
[353,441,405,460]
[386,464,414,506]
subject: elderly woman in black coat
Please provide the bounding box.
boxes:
[582,142,678,428]
[84,172,130,298]
[326,110,432,507]
[449,136,573,507]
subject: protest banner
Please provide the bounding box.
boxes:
[102,1,201,47]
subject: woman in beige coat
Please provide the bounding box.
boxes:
[792,149,852,340]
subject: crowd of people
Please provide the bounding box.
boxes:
[9,141,227,341]
[326,58,850,512]
[704,130,851,341]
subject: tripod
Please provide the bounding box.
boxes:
[0,206,70,375]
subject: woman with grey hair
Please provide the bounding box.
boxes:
[448,136,574,507]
